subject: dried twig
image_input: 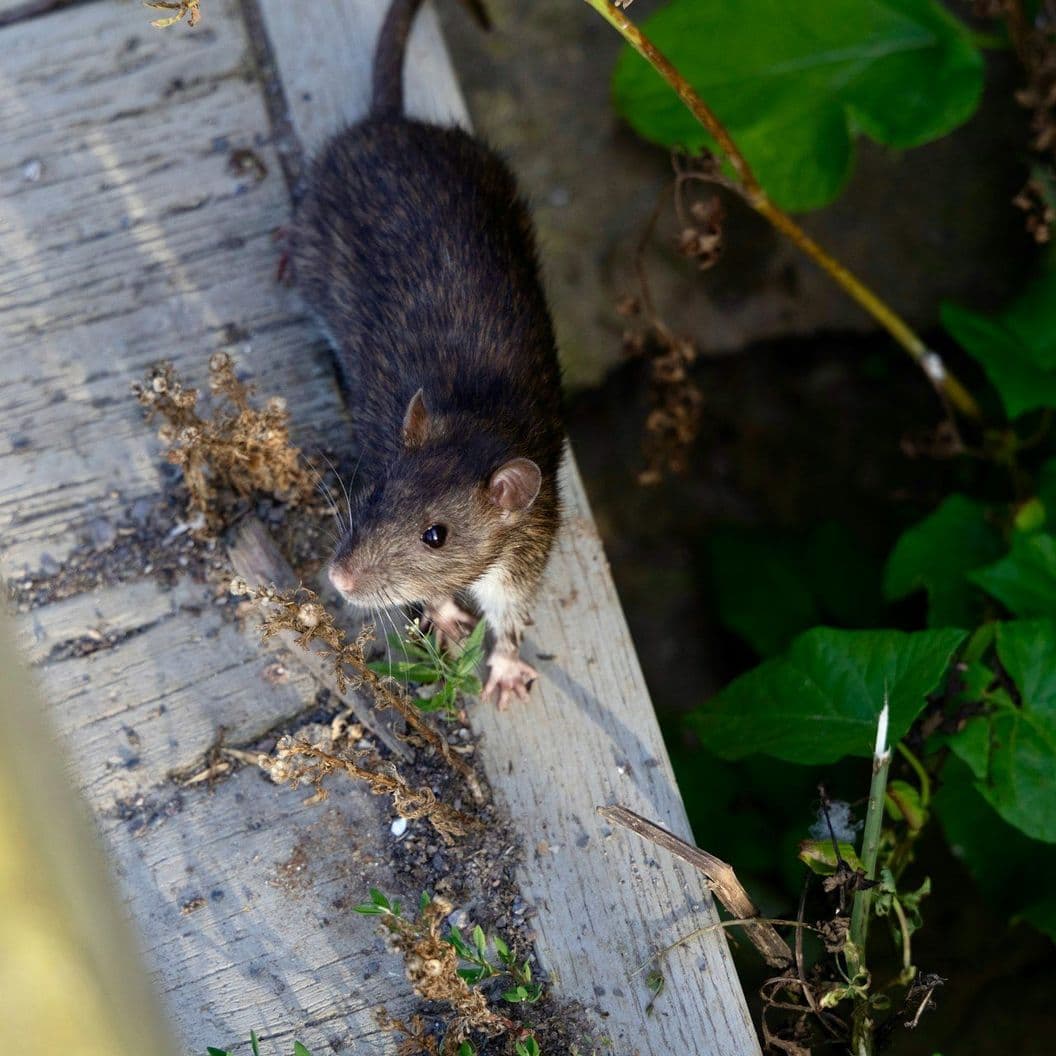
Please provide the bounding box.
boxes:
[144,0,201,28]
[262,737,477,844]
[232,567,483,801]
[597,804,793,968]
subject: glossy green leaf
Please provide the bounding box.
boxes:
[885,778,926,831]
[690,627,966,762]
[942,264,1056,419]
[293,1044,314,1056]
[941,302,1056,419]
[798,839,864,874]
[934,757,1056,940]
[884,495,1002,626]
[612,0,983,211]
[970,533,1056,617]
[969,620,1056,841]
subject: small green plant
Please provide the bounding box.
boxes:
[206,1030,313,1056]
[369,619,487,717]
[446,924,543,1004]
[353,889,544,1053]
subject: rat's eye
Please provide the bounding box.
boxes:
[421,524,447,549]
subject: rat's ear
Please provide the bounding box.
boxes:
[488,458,542,512]
[402,388,430,449]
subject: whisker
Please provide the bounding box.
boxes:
[319,450,356,535]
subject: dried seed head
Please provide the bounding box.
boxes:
[229,576,250,596]
[297,603,324,629]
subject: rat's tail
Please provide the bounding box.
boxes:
[372,0,424,119]
[372,0,492,119]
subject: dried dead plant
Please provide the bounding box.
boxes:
[261,735,476,844]
[231,579,483,798]
[978,0,1056,242]
[618,152,721,484]
[132,354,316,533]
[374,895,514,1054]
[144,0,201,28]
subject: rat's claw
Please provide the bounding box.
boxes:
[422,599,477,653]
[483,654,538,709]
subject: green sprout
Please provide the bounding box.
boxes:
[368,618,487,718]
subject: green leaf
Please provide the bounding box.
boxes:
[458,966,487,984]
[206,1049,229,1056]
[251,1032,261,1056]
[446,926,473,959]
[885,779,926,831]
[612,0,983,212]
[798,839,864,874]
[462,617,487,660]
[419,890,432,912]
[472,924,488,958]
[955,619,1056,841]
[366,659,442,684]
[690,627,967,763]
[971,533,1056,617]
[458,1042,478,1056]
[369,888,390,910]
[942,264,1056,420]
[351,903,387,915]
[934,756,1056,941]
[293,1044,314,1056]
[493,934,511,963]
[883,496,1002,626]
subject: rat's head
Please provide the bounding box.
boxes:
[327,389,542,608]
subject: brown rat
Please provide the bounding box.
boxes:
[290,0,563,706]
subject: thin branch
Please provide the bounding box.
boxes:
[597,804,793,968]
[582,0,983,421]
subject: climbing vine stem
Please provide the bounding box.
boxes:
[583,0,983,421]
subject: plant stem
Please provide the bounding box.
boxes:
[848,703,893,1056]
[582,0,983,421]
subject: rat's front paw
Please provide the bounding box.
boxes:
[483,653,538,709]
[422,598,477,652]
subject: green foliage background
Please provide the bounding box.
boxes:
[612,0,1056,968]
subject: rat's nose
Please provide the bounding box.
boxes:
[328,563,356,594]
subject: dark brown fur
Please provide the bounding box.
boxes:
[289,0,563,699]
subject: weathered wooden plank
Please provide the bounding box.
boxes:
[22,576,318,810]
[99,756,417,1053]
[253,3,760,1052]
[0,0,345,577]
[1,6,414,1051]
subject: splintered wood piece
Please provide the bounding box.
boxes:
[598,804,794,969]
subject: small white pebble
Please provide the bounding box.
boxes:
[390,816,408,838]
[22,159,44,182]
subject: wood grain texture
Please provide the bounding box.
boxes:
[1,3,411,1051]
[99,760,417,1054]
[0,0,345,577]
[253,3,761,1051]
